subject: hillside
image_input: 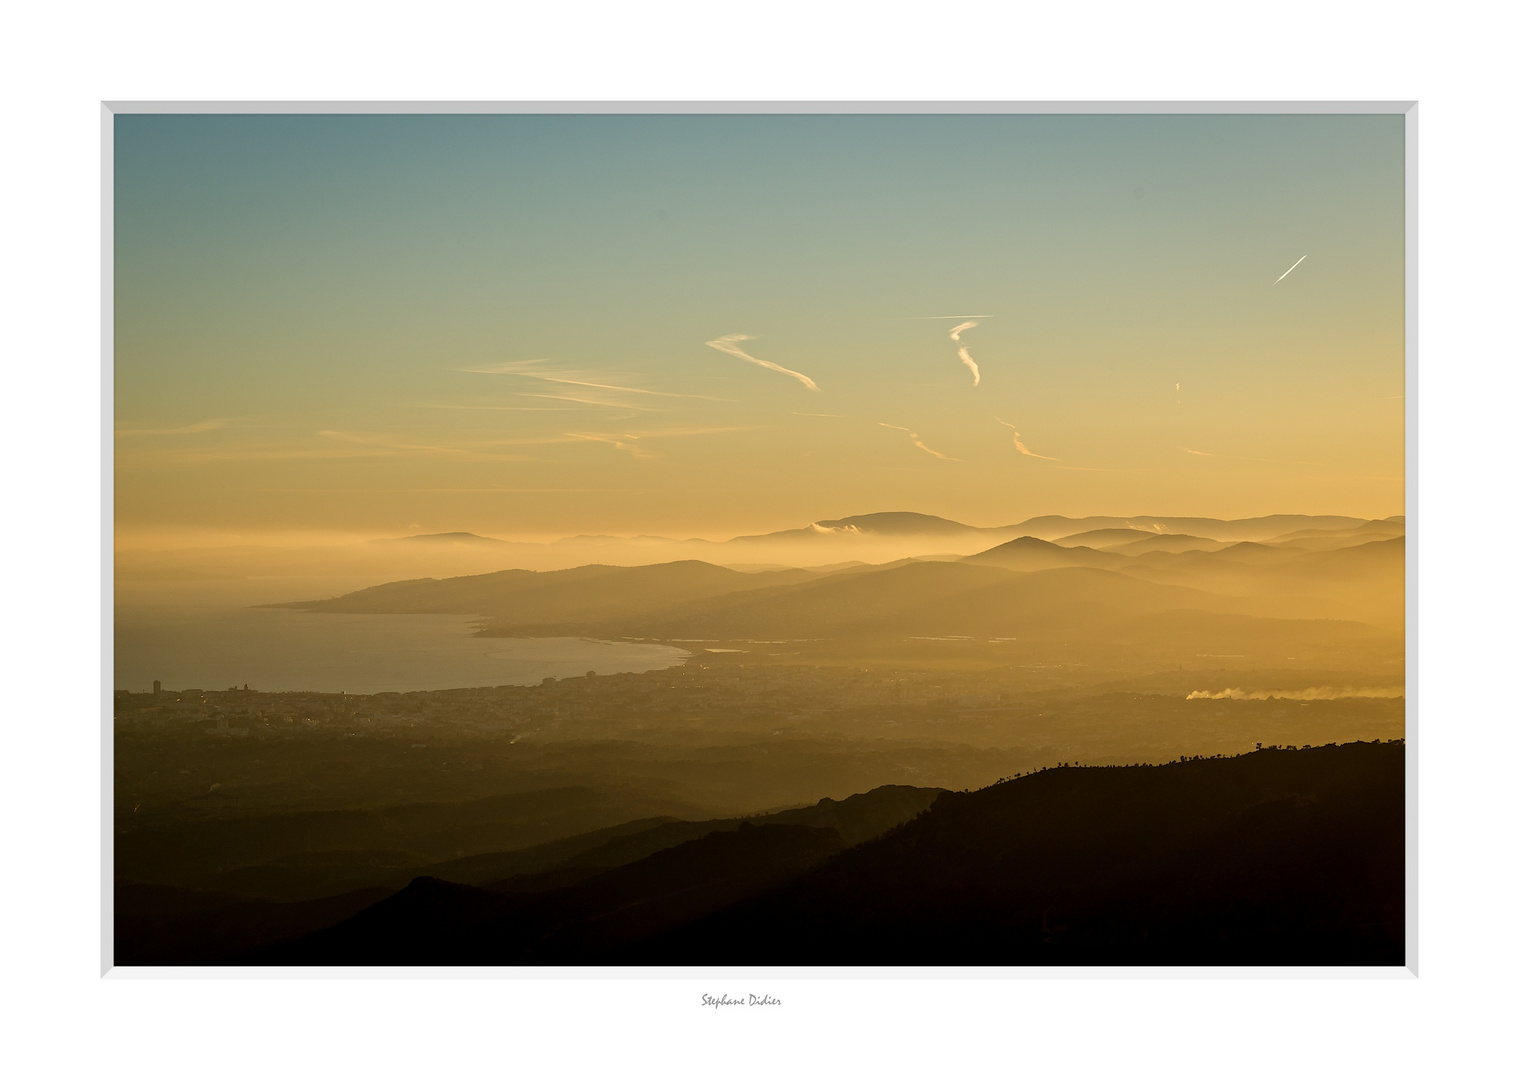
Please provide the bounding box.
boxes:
[280,560,817,622]
[115,784,944,965]
[250,742,1404,966]
[272,519,1403,647]
[639,741,1404,966]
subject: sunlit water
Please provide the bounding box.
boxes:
[113,578,689,694]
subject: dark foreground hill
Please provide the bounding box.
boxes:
[247,742,1403,967]
[116,785,942,965]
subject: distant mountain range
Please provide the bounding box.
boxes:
[117,511,1404,583]
[235,741,1404,966]
[385,511,1395,548]
[278,521,1405,648]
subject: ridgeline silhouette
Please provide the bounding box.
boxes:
[227,742,1402,967]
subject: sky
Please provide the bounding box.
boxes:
[114,113,1406,547]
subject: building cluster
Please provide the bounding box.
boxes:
[112,662,1023,741]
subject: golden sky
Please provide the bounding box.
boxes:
[114,114,1405,547]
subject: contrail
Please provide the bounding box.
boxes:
[879,422,957,460]
[462,360,723,400]
[948,321,981,386]
[957,348,981,386]
[1274,254,1307,284]
[1186,686,1403,701]
[705,334,819,391]
[995,416,1059,460]
[115,419,230,437]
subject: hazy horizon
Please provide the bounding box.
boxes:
[117,506,1405,554]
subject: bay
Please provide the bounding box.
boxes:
[113,577,688,694]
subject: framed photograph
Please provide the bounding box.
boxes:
[108,104,1410,970]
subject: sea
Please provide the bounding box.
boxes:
[113,577,689,695]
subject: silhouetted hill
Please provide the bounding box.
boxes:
[1262,520,1406,552]
[811,512,986,536]
[254,823,849,965]
[374,532,512,547]
[639,741,1404,966]
[962,536,1125,570]
[115,883,395,965]
[292,548,1395,653]
[118,785,944,964]
[280,560,817,621]
[1006,515,1369,542]
[471,783,945,890]
[1110,533,1228,555]
[249,743,1403,966]
[293,556,1243,642]
[1053,528,1163,548]
[576,560,1240,645]
[281,520,1401,642]
[116,786,709,901]
[718,513,1375,548]
[1121,538,1405,629]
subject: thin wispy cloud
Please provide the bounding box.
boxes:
[1177,443,1320,467]
[1274,254,1307,284]
[705,334,819,392]
[115,419,232,437]
[1241,455,1324,467]
[259,487,635,495]
[124,434,544,466]
[463,359,723,401]
[282,424,756,467]
[957,348,981,386]
[995,417,1059,460]
[559,424,754,462]
[566,432,654,461]
[1186,686,1402,701]
[412,402,589,413]
[317,430,538,462]
[517,392,660,412]
[946,320,984,387]
[879,422,958,461]
[794,411,847,418]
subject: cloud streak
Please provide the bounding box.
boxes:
[705,334,819,391]
[565,432,654,461]
[516,392,659,412]
[947,321,982,387]
[957,348,980,386]
[879,422,957,461]
[1274,254,1307,284]
[463,359,724,401]
[115,419,231,437]
[1179,444,1322,467]
[995,417,1059,460]
[1186,686,1403,701]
